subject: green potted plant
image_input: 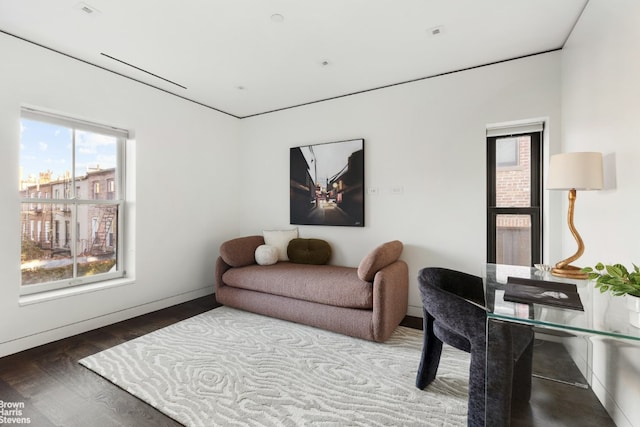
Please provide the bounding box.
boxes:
[582,262,640,328]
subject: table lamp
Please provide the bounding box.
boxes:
[547,152,603,279]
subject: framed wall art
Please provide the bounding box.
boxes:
[290,138,364,227]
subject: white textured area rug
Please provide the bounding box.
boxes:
[80,307,469,426]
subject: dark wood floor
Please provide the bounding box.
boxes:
[513,339,616,427]
[0,296,615,426]
[0,296,217,427]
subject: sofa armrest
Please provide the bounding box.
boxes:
[357,240,403,282]
[371,260,409,342]
[219,235,265,267]
[215,256,232,293]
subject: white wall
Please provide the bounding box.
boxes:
[240,52,562,316]
[561,1,640,425]
[2,5,634,423]
[0,33,241,357]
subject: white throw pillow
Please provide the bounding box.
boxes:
[255,244,279,266]
[263,228,298,261]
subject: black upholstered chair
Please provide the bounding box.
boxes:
[415,267,534,427]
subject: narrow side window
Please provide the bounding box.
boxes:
[487,125,542,266]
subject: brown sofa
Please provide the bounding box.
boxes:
[215,236,409,342]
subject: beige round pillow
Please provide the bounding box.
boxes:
[255,244,279,266]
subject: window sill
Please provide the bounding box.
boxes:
[19,278,134,306]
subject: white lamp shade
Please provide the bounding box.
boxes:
[547,152,604,190]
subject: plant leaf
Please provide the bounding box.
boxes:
[606,265,624,278]
[584,262,640,296]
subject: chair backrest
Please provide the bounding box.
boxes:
[421,267,485,304]
[418,267,487,340]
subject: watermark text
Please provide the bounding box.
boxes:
[0,401,31,424]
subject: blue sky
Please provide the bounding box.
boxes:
[20,118,117,181]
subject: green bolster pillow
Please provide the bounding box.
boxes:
[287,238,332,265]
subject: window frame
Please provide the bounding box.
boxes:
[486,130,542,266]
[19,108,127,296]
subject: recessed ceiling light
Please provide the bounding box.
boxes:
[427,25,445,37]
[270,14,284,23]
[75,2,100,15]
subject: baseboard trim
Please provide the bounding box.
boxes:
[401,315,423,330]
[0,287,214,358]
[406,304,423,317]
[591,370,633,427]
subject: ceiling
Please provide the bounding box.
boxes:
[0,0,588,118]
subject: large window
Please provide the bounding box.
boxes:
[487,123,542,267]
[19,108,127,295]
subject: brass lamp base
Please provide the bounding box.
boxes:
[552,188,589,280]
[551,264,588,280]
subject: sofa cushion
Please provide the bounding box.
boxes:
[255,244,278,266]
[219,235,265,267]
[287,238,331,265]
[222,263,373,309]
[263,228,298,261]
[357,240,403,282]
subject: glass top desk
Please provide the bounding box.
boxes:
[482,264,640,426]
[483,263,640,341]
